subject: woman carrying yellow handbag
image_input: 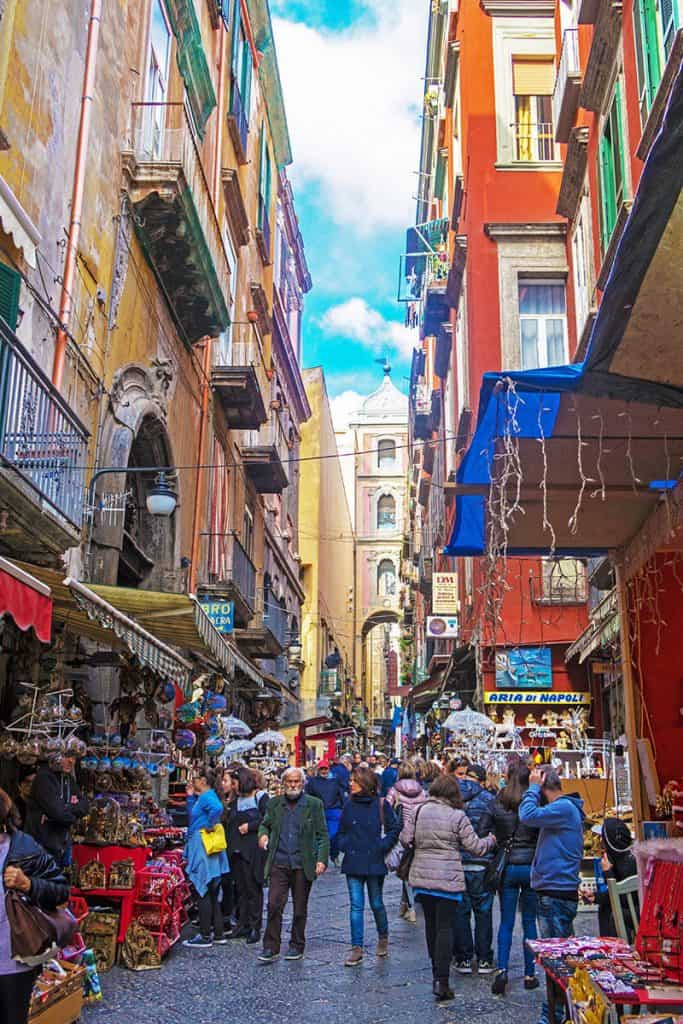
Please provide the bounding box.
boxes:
[183,769,230,948]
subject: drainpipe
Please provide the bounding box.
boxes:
[189,338,212,595]
[52,0,102,389]
[188,24,226,596]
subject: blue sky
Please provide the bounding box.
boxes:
[271,0,427,425]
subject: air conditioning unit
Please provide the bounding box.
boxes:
[426,615,459,639]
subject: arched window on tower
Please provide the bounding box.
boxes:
[378,438,396,469]
[377,558,396,597]
[377,494,396,531]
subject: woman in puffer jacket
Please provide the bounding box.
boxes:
[400,773,495,1003]
[386,762,427,922]
[0,787,69,1024]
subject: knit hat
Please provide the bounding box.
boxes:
[602,817,633,855]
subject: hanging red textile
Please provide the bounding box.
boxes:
[0,558,52,643]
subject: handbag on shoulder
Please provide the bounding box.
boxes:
[5,889,77,959]
[200,823,227,856]
[395,804,425,882]
[483,820,518,892]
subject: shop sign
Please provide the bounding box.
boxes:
[484,690,592,705]
[198,597,234,633]
[432,572,458,613]
[495,646,552,689]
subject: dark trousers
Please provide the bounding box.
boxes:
[453,869,494,962]
[0,970,36,1024]
[420,895,457,984]
[220,871,237,923]
[234,853,264,933]
[198,877,224,940]
[263,864,312,954]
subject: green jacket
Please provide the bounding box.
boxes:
[258,793,330,882]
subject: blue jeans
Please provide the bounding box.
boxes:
[453,868,494,962]
[346,875,388,947]
[537,895,578,1024]
[497,863,538,975]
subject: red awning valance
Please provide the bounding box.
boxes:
[0,558,52,643]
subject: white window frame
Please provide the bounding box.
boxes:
[377,437,397,470]
[570,194,594,341]
[518,278,568,369]
[491,17,561,169]
[143,0,172,158]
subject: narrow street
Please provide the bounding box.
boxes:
[82,866,561,1024]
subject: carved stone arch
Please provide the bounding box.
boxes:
[92,362,180,591]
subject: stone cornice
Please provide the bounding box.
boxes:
[484,222,567,240]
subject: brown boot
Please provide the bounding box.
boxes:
[345,946,364,967]
[376,935,389,958]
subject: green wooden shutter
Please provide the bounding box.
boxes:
[258,125,266,229]
[613,81,627,210]
[0,263,21,330]
[659,0,679,57]
[598,131,615,253]
[241,37,252,118]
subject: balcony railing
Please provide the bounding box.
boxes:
[242,413,290,491]
[202,530,256,613]
[263,599,288,649]
[212,321,269,429]
[123,102,231,341]
[553,29,582,142]
[228,77,249,160]
[0,320,88,528]
[514,121,555,162]
[529,571,588,605]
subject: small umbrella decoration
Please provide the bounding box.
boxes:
[220,715,252,738]
[205,736,225,757]
[252,730,286,747]
[441,707,495,734]
[223,739,255,758]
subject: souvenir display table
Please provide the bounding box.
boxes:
[71,842,151,945]
[529,935,683,1023]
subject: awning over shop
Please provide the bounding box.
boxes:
[445,69,683,562]
[12,564,192,688]
[0,175,41,269]
[565,590,619,664]
[0,557,52,642]
[83,583,264,688]
[409,667,447,711]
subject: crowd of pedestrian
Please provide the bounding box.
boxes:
[0,746,638,1023]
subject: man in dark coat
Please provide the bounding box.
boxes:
[453,764,496,973]
[306,761,346,856]
[257,768,329,963]
[380,758,399,797]
[25,756,89,865]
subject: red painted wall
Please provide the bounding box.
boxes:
[451,0,588,690]
[630,555,683,788]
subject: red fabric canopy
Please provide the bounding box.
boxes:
[0,559,52,643]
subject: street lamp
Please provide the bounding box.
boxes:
[145,472,177,517]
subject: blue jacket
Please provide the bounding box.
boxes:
[306,775,346,810]
[185,789,229,896]
[330,763,350,792]
[458,779,496,866]
[186,789,224,836]
[380,766,398,797]
[331,795,400,876]
[519,784,584,893]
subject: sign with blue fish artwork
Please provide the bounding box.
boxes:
[495,646,552,689]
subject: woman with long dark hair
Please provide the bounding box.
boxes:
[332,767,399,967]
[490,761,539,995]
[183,768,230,948]
[225,767,269,943]
[400,773,495,1003]
[0,786,69,1024]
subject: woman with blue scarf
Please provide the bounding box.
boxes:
[183,768,230,948]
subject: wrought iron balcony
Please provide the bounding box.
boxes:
[122,102,231,344]
[234,595,288,658]
[228,77,249,163]
[0,320,89,557]
[412,382,433,440]
[212,323,269,430]
[241,414,289,494]
[529,566,588,605]
[197,530,256,626]
[263,599,288,650]
[514,121,556,162]
[553,30,582,142]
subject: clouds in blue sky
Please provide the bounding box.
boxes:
[271,0,426,417]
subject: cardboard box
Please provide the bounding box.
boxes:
[30,989,83,1024]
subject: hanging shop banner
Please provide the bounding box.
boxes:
[432,572,458,614]
[495,646,552,689]
[485,690,592,705]
[198,597,234,634]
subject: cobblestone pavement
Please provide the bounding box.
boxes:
[83,867,596,1024]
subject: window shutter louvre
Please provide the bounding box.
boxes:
[642,0,662,101]
[230,3,240,75]
[598,134,612,252]
[0,263,21,330]
[512,57,555,95]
